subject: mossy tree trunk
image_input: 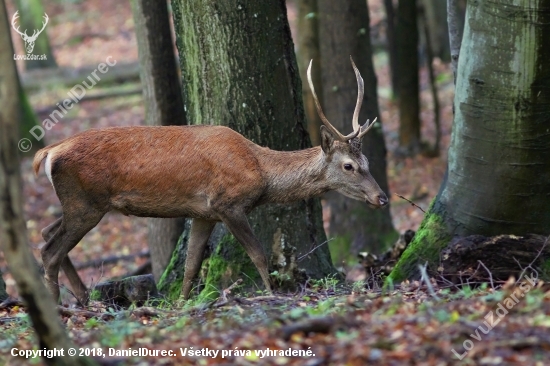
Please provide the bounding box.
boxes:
[130,0,187,283]
[317,0,397,260]
[0,2,92,364]
[390,0,550,282]
[164,0,334,300]
[13,0,57,69]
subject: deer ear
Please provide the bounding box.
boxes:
[320,125,335,154]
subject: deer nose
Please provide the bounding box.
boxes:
[378,195,388,207]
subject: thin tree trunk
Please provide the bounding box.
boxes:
[0,270,7,302]
[0,2,92,364]
[383,0,399,97]
[390,0,550,282]
[422,0,450,62]
[396,0,421,155]
[447,0,462,84]
[296,0,322,146]
[166,0,334,299]
[317,0,397,259]
[130,0,187,282]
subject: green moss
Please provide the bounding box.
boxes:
[157,231,188,300]
[196,234,260,303]
[388,203,451,283]
[89,289,101,301]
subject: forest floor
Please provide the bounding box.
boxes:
[2,0,550,365]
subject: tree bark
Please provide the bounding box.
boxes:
[0,270,7,302]
[130,0,187,283]
[0,2,92,364]
[422,0,450,62]
[296,0,322,146]
[390,0,550,282]
[317,0,397,260]
[13,0,57,69]
[167,0,334,299]
[447,0,463,84]
[383,0,399,97]
[396,0,421,155]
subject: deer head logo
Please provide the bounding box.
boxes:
[11,11,49,54]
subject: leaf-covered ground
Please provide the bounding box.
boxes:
[5,0,549,365]
[2,279,550,365]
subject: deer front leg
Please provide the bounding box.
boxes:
[182,219,216,300]
[221,213,272,294]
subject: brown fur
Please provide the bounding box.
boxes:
[34,124,387,304]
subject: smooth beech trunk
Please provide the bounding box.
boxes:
[391,0,550,281]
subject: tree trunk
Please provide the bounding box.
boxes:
[317,0,397,261]
[396,0,421,155]
[296,0,322,146]
[0,270,7,302]
[0,2,92,364]
[383,0,399,97]
[166,0,334,299]
[390,0,550,282]
[422,0,450,62]
[13,0,57,69]
[130,0,187,283]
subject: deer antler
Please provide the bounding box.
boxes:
[349,57,378,140]
[350,56,364,134]
[11,11,26,37]
[307,60,359,142]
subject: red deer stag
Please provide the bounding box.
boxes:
[33,58,388,305]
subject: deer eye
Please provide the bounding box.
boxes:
[344,164,354,171]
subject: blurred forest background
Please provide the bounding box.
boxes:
[1,0,456,297]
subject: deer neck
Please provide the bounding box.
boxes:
[255,146,331,203]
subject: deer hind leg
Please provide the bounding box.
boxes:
[41,217,62,241]
[181,219,216,300]
[221,213,272,294]
[41,209,104,305]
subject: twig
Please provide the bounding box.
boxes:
[0,298,24,309]
[223,278,243,295]
[298,239,333,261]
[477,260,495,289]
[418,262,440,300]
[518,235,548,282]
[394,193,426,213]
[214,279,244,308]
[57,306,114,321]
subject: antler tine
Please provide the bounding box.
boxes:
[350,56,364,134]
[307,60,359,142]
[358,117,378,139]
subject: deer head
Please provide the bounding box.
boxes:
[11,11,49,54]
[307,57,388,208]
